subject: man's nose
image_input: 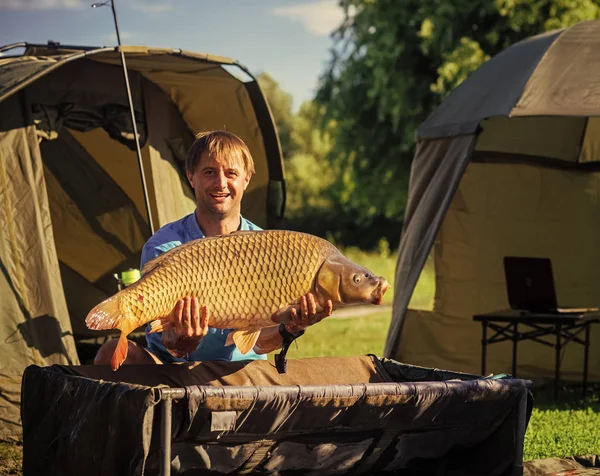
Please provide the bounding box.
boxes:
[215,171,227,188]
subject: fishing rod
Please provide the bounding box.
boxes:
[91,0,155,236]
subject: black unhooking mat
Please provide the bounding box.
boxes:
[21,355,533,475]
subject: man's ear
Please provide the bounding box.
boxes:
[243,173,252,190]
[186,170,195,188]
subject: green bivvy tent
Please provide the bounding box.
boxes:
[386,20,600,381]
[0,42,284,441]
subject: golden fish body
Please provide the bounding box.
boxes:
[86,230,389,369]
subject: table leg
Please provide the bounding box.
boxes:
[554,324,562,401]
[583,324,591,397]
[481,321,487,376]
[512,322,518,378]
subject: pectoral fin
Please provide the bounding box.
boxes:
[226,328,262,354]
[149,318,173,334]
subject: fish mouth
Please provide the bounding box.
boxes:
[370,278,390,305]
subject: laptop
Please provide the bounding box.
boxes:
[503,257,597,314]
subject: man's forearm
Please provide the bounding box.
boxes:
[253,326,285,354]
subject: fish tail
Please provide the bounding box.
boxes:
[111,332,129,371]
[85,294,125,330]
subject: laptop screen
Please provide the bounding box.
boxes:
[503,257,558,312]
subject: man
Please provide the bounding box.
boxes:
[94,130,332,366]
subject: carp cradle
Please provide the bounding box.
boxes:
[21,355,532,475]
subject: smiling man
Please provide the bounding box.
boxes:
[94,130,332,366]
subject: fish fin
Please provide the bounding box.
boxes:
[140,242,187,276]
[148,319,173,334]
[225,332,234,347]
[140,252,170,276]
[229,328,262,354]
[86,294,124,330]
[111,332,129,371]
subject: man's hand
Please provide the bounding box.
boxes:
[252,293,334,355]
[162,297,209,357]
[285,292,333,335]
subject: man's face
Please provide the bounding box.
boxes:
[186,151,251,218]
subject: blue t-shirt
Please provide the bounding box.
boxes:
[141,212,267,363]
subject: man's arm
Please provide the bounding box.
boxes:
[253,293,333,354]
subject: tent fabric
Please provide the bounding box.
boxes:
[0,94,79,441]
[0,43,285,441]
[524,455,600,476]
[419,20,600,139]
[513,20,600,116]
[475,116,588,163]
[398,162,600,379]
[21,356,532,476]
[0,54,73,103]
[384,135,476,357]
[418,29,563,139]
[387,19,600,380]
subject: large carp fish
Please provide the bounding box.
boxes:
[86,230,390,370]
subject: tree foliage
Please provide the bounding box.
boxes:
[257,72,295,159]
[284,101,336,216]
[316,0,600,225]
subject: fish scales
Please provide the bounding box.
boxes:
[86,229,390,370]
[119,230,336,330]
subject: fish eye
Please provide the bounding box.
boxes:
[353,275,361,284]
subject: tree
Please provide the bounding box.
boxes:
[257,72,295,159]
[317,0,600,225]
[284,100,336,217]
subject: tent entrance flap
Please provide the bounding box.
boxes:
[385,134,476,358]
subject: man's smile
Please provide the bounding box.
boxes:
[209,192,230,201]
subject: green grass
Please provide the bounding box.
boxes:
[524,393,600,461]
[285,310,392,359]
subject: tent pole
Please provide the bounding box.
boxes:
[92,0,155,235]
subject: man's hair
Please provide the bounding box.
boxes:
[185,130,256,175]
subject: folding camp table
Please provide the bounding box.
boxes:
[473,310,600,400]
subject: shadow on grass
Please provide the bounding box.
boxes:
[528,381,600,410]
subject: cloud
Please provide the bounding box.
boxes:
[0,0,83,8]
[273,0,344,36]
[129,1,173,13]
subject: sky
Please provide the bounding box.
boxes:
[0,0,345,110]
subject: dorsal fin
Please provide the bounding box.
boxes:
[140,245,181,276]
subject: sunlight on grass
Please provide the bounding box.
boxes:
[408,250,435,310]
[284,310,392,359]
[525,405,600,461]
